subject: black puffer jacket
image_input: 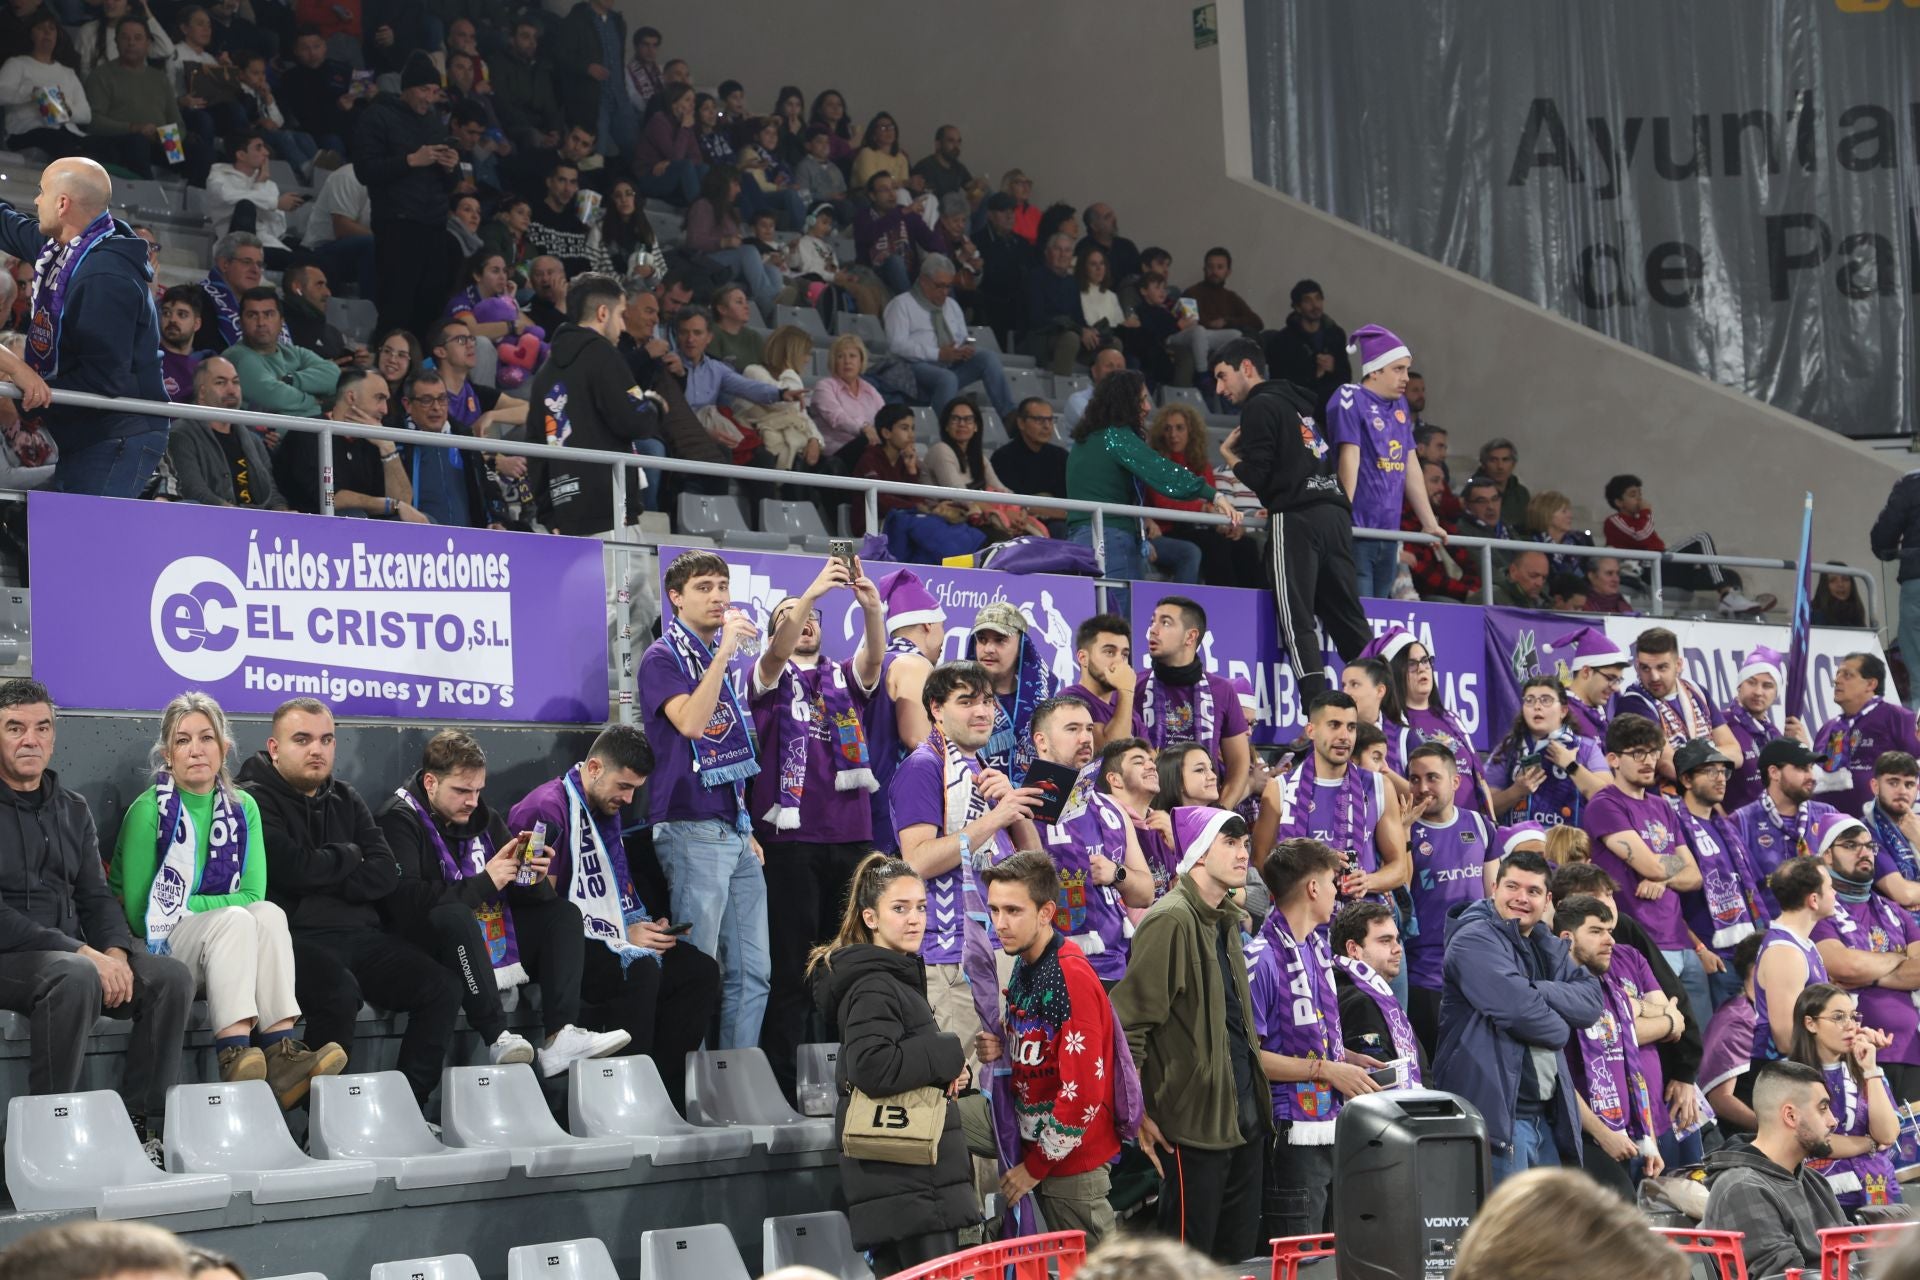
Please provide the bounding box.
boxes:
[236,752,397,932]
[1871,469,1920,583]
[351,94,457,226]
[816,943,975,1250]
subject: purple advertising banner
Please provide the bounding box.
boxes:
[29,492,609,721]
[1126,587,1491,746]
[655,545,1097,681]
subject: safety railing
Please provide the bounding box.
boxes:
[1,386,1875,629]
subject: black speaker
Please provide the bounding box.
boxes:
[1332,1089,1491,1279]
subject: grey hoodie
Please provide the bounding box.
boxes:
[1701,1137,1846,1279]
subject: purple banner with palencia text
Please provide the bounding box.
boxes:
[29,492,608,721]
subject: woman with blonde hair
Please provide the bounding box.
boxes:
[736,325,824,470]
[1543,825,1591,866]
[1455,1167,1687,1280]
[1146,402,1260,588]
[1525,489,1594,577]
[811,333,886,470]
[810,854,977,1274]
[110,691,345,1107]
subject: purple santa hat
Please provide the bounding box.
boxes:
[1348,323,1411,378]
[1738,644,1786,689]
[1500,822,1549,858]
[1229,674,1259,718]
[1811,810,1870,859]
[1360,624,1423,665]
[1173,805,1239,876]
[878,568,946,633]
[1539,625,1629,673]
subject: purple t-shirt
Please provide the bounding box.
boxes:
[1405,706,1486,814]
[506,775,647,920]
[887,742,1013,966]
[1059,682,1149,743]
[1038,792,1132,982]
[1582,785,1690,951]
[1568,698,1610,745]
[637,638,746,826]
[1732,797,1838,884]
[1325,382,1413,531]
[1719,705,1775,815]
[1700,994,1756,1097]
[1141,671,1250,770]
[1813,895,1920,1067]
[1484,732,1609,827]
[161,349,202,403]
[1402,808,1497,990]
[747,657,876,845]
[1815,699,1920,819]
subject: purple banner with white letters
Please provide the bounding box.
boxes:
[29,492,608,721]
[1127,587,1491,746]
[656,544,1097,679]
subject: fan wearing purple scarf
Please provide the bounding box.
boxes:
[1484,676,1612,828]
[1139,596,1255,810]
[1538,626,1630,746]
[1720,646,1811,814]
[1331,901,1426,1082]
[966,601,1060,779]
[747,555,886,1098]
[1556,894,1666,1192]
[1278,689,1408,904]
[1613,626,1745,789]
[1092,736,1179,897]
[1813,652,1920,819]
[863,569,947,854]
[1376,626,1496,819]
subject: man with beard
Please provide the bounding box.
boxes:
[1061,614,1148,748]
[1613,627,1745,787]
[1732,740,1840,892]
[1331,901,1426,1080]
[1137,596,1252,809]
[1279,691,1407,906]
[1668,740,1765,1011]
[158,284,210,403]
[1720,647,1812,814]
[1811,812,1920,1103]
[165,357,284,510]
[964,603,1059,781]
[1700,1060,1845,1278]
[1399,742,1497,1052]
[1557,894,1666,1196]
[1864,753,1920,921]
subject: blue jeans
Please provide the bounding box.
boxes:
[874,255,911,296]
[1354,533,1398,599]
[1901,580,1920,692]
[1148,536,1202,584]
[53,428,167,498]
[702,246,778,314]
[1661,947,1712,1031]
[1491,1108,1563,1186]
[315,234,377,300]
[633,436,667,511]
[635,160,703,207]
[262,127,318,177]
[904,350,1016,419]
[653,818,770,1051]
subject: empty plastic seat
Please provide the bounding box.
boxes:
[638,1224,751,1280]
[774,305,831,344]
[683,1048,836,1153]
[6,1091,233,1218]
[440,1064,633,1176]
[910,406,938,444]
[677,494,789,550]
[759,499,833,552]
[794,1044,840,1118]
[1159,384,1207,410]
[165,1080,377,1203]
[567,1055,753,1165]
[308,1073,512,1190]
[326,296,378,346]
[1057,373,1093,397]
[837,313,888,353]
[506,1238,619,1280]
[762,1212,872,1280]
[370,1256,482,1280]
[980,406,1009,450]
[1005,367,1050,404]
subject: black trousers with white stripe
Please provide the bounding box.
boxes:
[1268,504,1373,708]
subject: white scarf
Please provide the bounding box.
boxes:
[562,771,652,969]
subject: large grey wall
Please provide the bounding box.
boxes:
[658,0,1909,621]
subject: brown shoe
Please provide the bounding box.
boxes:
[262,1039,347,1109]
[217,1045,266,1083]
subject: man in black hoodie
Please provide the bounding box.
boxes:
[353,52,459,341]
[0,679,191,1153]
[1701,1060,1845,1279]
[237,697,464,1105]
[1212,338,1369,708]
[527,272,665,538]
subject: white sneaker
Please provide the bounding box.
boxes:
[536,1024,633,1077]
[488,1030,535,1066]
[1718,590,1761,615]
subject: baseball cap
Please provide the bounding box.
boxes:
[1756,738,1826,772]
[1673,739,1734,778]
[971,602,1027,638]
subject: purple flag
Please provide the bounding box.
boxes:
[1783,493,1816,727]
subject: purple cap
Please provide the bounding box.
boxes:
[1539,625,1629,673]
[1738,645,1786,689]
[1811,810,1869,858]
[1360,625,1421,664]
[1348,323,1411,377]
[877,569,945,632]
[1173,805,1238,876]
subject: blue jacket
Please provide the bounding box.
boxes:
[1431,898,1604,1159]
[0,203,165,451]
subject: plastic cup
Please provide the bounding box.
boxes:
[575,189,602,224]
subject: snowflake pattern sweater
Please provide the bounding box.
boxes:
[1004,933,1122,1180]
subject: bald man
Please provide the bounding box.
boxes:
[0,158,168,497]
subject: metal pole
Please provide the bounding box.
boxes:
[610,458,627,536]
[1650,558,1665,618]
[1478,545,1494,606]
[1090,509,1107,575]
[864,488,879,540]
[317,427,334,518]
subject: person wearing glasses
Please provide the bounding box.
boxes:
[396,368,499,529]
[991,397,1070,535]
[882,253,1017,420]
[1808,814,1920,1111]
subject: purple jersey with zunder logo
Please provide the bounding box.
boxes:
[1402,808,1496,990]
[1325,382,1413,531]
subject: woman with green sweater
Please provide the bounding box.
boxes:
[111,692,344,1107]
[1065,369,1242,593]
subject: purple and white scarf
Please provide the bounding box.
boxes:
[761,658,875,832]
[198,262,287,349]
[562,766,651,969]
[972,634,1056,778]
[1140,664,1218,759]
[26,211,117,379]
[145,772,248,956]
[1644,679,1715,747]
[1280,751,1370,865]
[393,788,525,987]
[1332,955,1422,1085]
[664,615,760,832]
[1259,910,1343,1143]
[1576,968,1659,1155]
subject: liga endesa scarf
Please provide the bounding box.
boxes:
[393,788,525,987]
[663,615,760,833]
[145,772,248,956]
[974,635,1056,778]
[762,658,875,832]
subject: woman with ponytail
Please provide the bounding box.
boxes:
[810,854,979,1271]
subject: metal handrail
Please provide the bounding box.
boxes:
[1,385,1875,627]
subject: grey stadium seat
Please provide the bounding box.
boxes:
[164,1080,378,1203]
[637,1225,751,1280]
[677,493,788,550]
[370,1256,481,1280]
[506,1239,618,1280]
[1159,384,1207,410]
[308,1073,512,1190]
[326,296,377,347]
[794,1044,840,1118]
[683,1048,836,1153]
[440,1063,633,1177]
[762,1212,872,1280]
[774,304,830,344]
[758,499,833,552]
[566,1055,753,1166]
[1005,366,1050,405]
[834,312,888,353]
[5,1091,233,1218]
[911,406,938,444]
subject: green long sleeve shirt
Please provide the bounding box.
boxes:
[109,785,267,938]
[1064,425,1215,536]
[83,61,181,137]
[225,341,341,417]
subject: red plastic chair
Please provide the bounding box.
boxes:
[885,1230,1087,1280]
[1269,1233,1336,1280]
[1799,1222,1916,1280]
[1653,1228,1750,1280]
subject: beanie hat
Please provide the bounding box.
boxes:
[878,569,945,632]
[1348,323,1411,378]
[402,52,441,91]
[1173,805,1238,876]
[1539,625,1629,673]
[1738,645,1786,689]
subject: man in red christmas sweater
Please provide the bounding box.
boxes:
[976,850,1121,1246]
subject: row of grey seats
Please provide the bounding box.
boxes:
[6,1045,840,1217]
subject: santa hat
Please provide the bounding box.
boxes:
[1348,323,1411,378]
[1500,822,1548,858]
[1811,811,1870,859]
[1229,674,1259,719]
[1539,626,1629,673]
[878,569,945,632]
[1173,805,1238,876]
[1360,625,1422,665]
[1738,645,1786,689]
